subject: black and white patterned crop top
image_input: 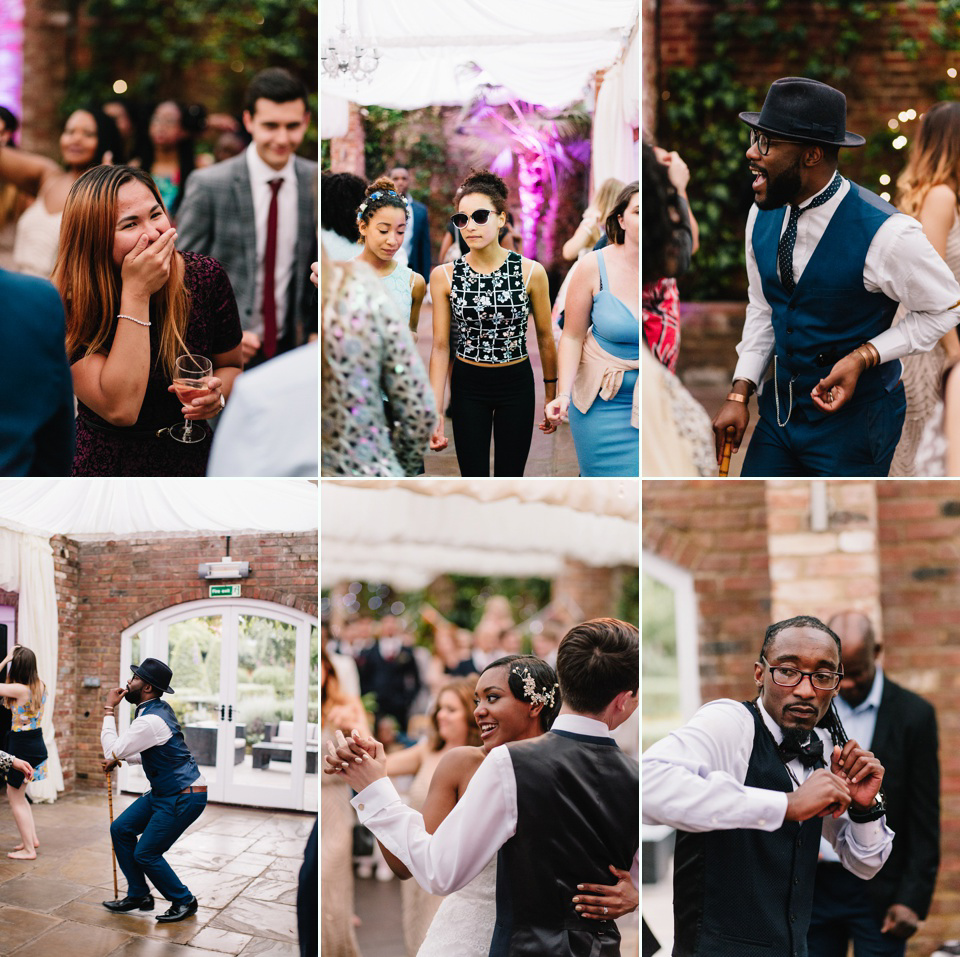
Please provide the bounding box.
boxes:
[450,251,530,364]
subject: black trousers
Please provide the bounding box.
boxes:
[450,358,534,476]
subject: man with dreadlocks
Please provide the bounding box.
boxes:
[642,615,894,957]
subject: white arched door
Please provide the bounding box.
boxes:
[119,598,318,812]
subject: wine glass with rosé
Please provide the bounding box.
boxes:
[169,353,213,443]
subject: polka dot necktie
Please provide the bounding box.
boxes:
[776,172,842,293]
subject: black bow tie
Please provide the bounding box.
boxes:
[778,735,824,768]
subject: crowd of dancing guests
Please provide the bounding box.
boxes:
[0,67,318,477]
[320,163,640,478]
[320,601,639,956]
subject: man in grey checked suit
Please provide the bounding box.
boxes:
[177,68,318,366]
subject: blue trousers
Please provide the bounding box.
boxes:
[110,789,206,904]
[742,384,906,477]
[808,863,906,957]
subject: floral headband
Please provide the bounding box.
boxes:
[512,665,558,709]
[356,189,405,223]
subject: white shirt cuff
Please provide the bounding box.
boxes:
[351,776,402,822]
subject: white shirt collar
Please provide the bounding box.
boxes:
[797,172,844,211]
[245,142,294,185]
[757,698,786,744]
[551,713,613,738]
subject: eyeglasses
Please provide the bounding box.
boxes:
[759,656,843,691]
[451,209,494,229]
[749,128,804,156]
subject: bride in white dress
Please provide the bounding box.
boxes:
[368,654,635,957]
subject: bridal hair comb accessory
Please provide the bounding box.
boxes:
[356,190,400,222]
[511,666,558,708]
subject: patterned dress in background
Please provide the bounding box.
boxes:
[70,252,243,476]
[890,208,960,475]
[642,277,681,373]
[322,263,435,476]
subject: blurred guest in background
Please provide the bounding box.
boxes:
[0,106,123,277]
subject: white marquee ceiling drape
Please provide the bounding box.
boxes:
[321,480,639,590]
[320,0,638,111]
[0,480,318,540]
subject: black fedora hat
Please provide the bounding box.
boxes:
[739,76,865,147]
[130,658,175,695]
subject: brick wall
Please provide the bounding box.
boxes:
[52,535,81,794]
[552,561,629,623]
[653,1,949,181]
[53,531,318,793]
[642,480,772,703]
[876,481,960,953]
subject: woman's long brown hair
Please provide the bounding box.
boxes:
[3,646,44,712]
[53,164,192,380]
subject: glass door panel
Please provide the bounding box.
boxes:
[304,625,319,813]
[223,613,306,805]
[167,615,223,794]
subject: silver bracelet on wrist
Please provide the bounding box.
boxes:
[118,313,151,327]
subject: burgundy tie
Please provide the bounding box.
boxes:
[262,177,284,359]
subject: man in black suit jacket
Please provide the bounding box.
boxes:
[389,165,431,279]
[0,268,75,475]
[808,612,940,956]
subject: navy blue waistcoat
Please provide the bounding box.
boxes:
[488,729,638,957]
[753,182,901,422]
[672,702,824,957]
[138,698,201,797]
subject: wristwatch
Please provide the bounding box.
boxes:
[848,789,887,823]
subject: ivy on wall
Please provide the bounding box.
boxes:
[657,0,930,300]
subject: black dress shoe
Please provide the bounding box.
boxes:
[155,896,198,922]
[103,893,154,912]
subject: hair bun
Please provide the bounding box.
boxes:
[460,168,507,200]
[368,176,397,196]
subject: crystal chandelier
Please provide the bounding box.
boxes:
[321,0,380,83]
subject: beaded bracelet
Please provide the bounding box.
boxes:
[118,313,151,327]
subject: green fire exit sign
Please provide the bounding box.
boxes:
[209,584,242,597]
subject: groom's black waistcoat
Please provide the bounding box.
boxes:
[672,701,824,957]
[489,729,639,957]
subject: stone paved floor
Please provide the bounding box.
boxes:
[0,790,315,957]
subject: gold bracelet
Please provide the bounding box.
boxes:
[725,392,747,404]
[853,343,879,370]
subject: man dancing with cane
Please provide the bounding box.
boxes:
[100,658,207,923]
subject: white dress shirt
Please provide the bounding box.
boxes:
[351,713,640,896]
[735,176,960,388]
[245,143,298,341]
[102,704,205,788]
[642,698,892,880]
[207,340,318,476]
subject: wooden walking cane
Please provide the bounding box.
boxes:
[718,426,735,477]
[106,769,118,899]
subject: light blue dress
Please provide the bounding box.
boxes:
[568,250,639,476]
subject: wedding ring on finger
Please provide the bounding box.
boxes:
[603,907,608,915]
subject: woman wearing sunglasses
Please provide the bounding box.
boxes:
[428,169,558,476]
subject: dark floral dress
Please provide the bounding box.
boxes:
[70,252,242,476]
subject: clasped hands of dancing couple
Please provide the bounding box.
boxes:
[324,727,638,924]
